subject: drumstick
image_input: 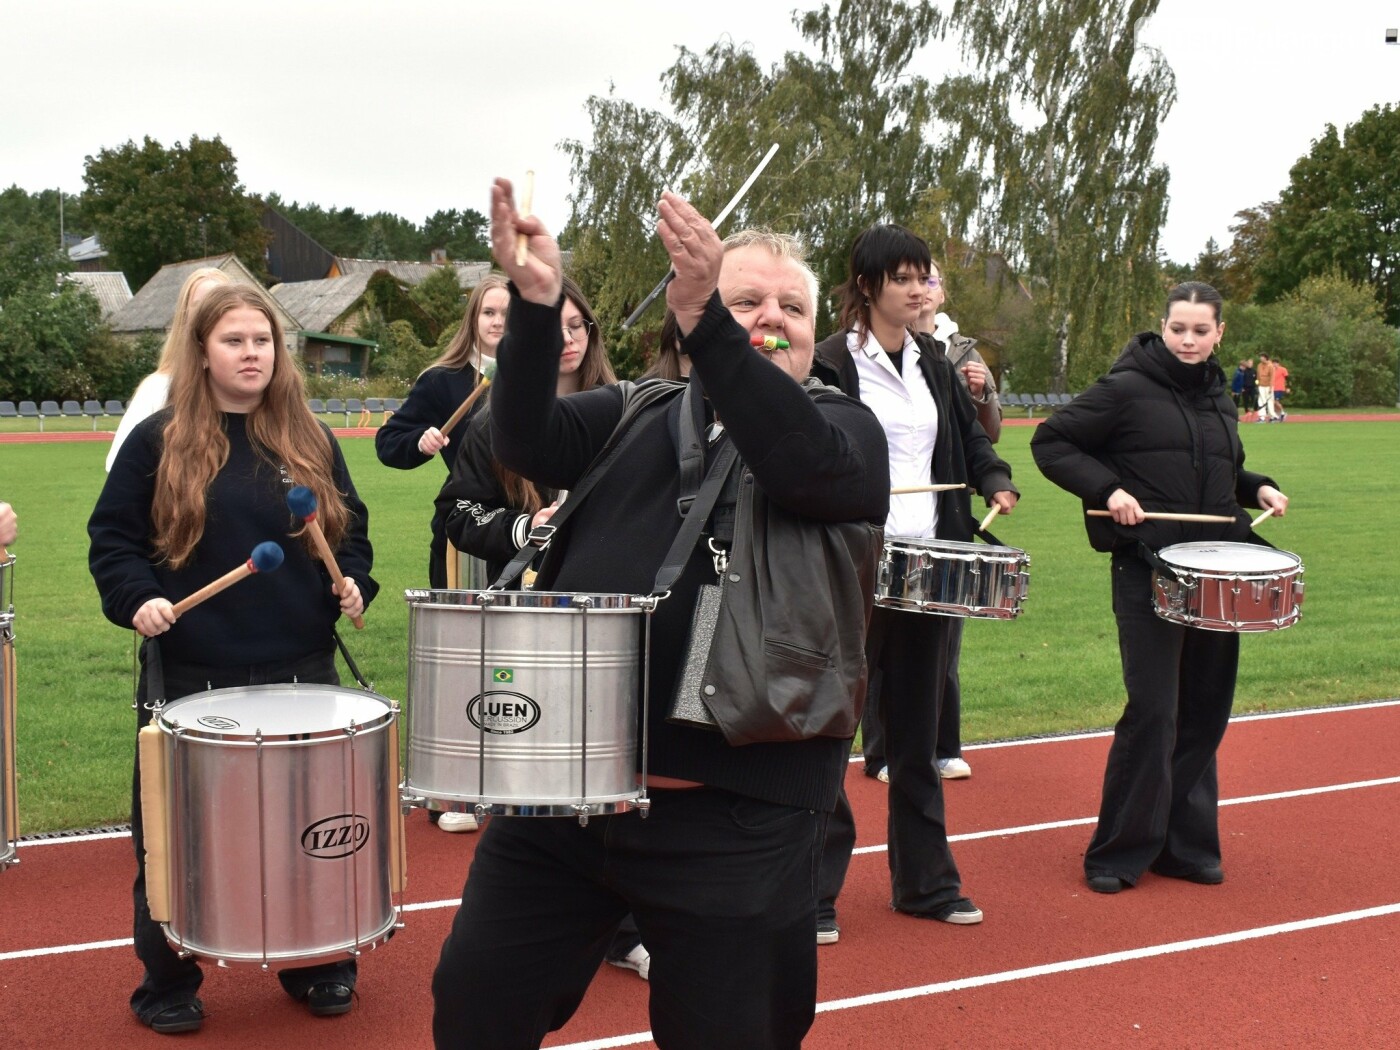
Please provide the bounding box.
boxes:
[891,483,966,494]
[1251,507,1276,528]
[440,358,498,438]
[170,542,284,617]
[286,487,366,630]
[514,169,535,266]
[979,504,1001,532]
[1086,510,1237,524]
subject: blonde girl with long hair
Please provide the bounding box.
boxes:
[375,272,509,590]
[88,283,377,1033]
[105,266,233,471]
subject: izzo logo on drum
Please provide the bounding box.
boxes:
[467,691,541,735]
[197,715,240,731]
[301,814,372,859]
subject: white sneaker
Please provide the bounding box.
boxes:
[937,757,972,780]
[608,944,650,980]
[876,766,890,783]
[437,811,480,833]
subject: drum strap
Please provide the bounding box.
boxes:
[1136,541,1179,582]
[333,629,371,690]
[139,637,166,723]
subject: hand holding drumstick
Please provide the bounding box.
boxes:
[286,487,366,628]
[134,542,285,637]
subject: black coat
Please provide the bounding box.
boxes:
[811,330,1015,541]
[1031,333,1276,553]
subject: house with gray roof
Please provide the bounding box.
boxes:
[63,271,133,321]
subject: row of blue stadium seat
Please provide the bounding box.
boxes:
[1001,392,1079,417]
[0,398,404,431]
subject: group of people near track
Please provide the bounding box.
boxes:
[55,172,1290,1048]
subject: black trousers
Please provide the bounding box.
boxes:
[1085,553,1240,883]
[128,646,356,1023]
[819,606,967,918]
[862,618,967,768]
[432,788,821,1050]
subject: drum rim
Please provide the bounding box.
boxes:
[405,588,650,610]
[1157,541,1301,574]
[883,536,1027,558]
[157,683,394,742]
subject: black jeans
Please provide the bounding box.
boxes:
[128,645,356,1023]
[1085,553,1240,883]
[820,606,967,918]
[432,787,821,1050]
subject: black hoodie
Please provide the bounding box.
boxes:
[1031,332,1276,554]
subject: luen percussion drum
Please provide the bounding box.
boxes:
[140,684,402,967]
[875,537,1030,619]
[1152,542,1304,632]
[1,552,17,871]
[403,588,656,823]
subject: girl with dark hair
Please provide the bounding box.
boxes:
[89,283,377,1033]
[1031,281,1289,894]
[375,273,509,589]
[812,224,1017,941]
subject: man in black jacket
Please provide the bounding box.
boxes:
[429,183,889,1050]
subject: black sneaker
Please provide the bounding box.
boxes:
[816,920,840,945]
[148,1001,204,1034]
[305,982,354,1017]
[1087,874,1127,894]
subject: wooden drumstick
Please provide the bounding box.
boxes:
[440,358,498,439]
[1086,510,1237,524]
[170,542,284,617]
[979,504,1001,532]
[891,483,967,495]
[286,487,366,629]
[1251,507,1276,528]
[515,169,535,266]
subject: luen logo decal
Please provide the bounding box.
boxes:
[466,691,541,735]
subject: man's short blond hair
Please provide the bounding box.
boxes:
[722,227,820,316]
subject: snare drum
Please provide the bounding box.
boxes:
[403,589,654,821]
[1153,542,1304,632]
[2,553,17,871]
[875,537,1030,619]
[143,684,400,966]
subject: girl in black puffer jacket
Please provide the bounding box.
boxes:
[1031,282,1289,894]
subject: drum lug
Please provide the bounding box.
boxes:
[573,804,592,827]
[633,796,651,819]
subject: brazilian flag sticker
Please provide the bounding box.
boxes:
[493,668,514,683]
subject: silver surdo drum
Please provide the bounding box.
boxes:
[1153,542,1304,632]
[1,553,17,871]
[403,589,656,823]
[876,537,1030,619]
[143,684,401,967]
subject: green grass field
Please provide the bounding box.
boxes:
[3,421,1398,832]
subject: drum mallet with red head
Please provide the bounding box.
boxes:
[170,542,284,617]
[286,486,366,629]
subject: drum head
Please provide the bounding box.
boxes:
[159,684,392,742]
[1159,542,1299,574]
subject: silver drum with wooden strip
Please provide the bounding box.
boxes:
[1153,542,1304,632]
[1,553,17,871]
[875,537,1030,619]
[148,684,400,966]
[403,589,654,822]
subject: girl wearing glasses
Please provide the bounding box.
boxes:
[437,275,615,584]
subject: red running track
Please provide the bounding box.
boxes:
[3,702,1398,1048]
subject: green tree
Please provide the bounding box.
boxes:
[82,135,267,290]
[1222,203,1272,303]
[422,209,490,261]
[411,265,467,330]
[0,186,90,256]
[929,0,1175,390]
[1254,103,1400,323]
[1192,237,1229,296]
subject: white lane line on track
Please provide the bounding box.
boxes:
[543,901,1400,1050]
[12,772,1400,962]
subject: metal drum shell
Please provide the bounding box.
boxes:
[1152,541,1305,633]
[404,589,645,818]
[875,537,1030,619]
[155,684,398,967]
[1,553,16,870]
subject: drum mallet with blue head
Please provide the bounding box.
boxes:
[286,486,366,629]
[170,542,284,617]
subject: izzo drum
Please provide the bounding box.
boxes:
[403,589,656,823]
[876,537,1030,619]
[142,684,401,966]
[1,553,16,871]
[1152,542,1304,632]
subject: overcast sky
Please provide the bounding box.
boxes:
[4,0,1397,267]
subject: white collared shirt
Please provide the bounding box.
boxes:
[848,328,939,538]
